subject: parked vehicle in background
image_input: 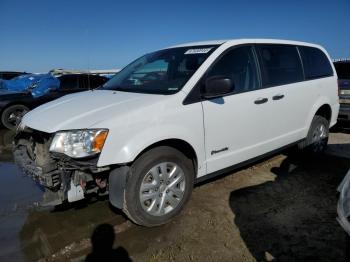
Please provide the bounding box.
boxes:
[14,39,339,227]
[0,71,28,80]
[0,73,54,92]
[334,60,350,122]
[0,73,108,129]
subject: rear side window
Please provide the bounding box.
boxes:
[257,45,303,87]
[299,46,333,79]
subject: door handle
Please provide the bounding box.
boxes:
[254,97,268,104]
[272,94,284,100]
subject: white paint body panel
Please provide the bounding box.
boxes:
[21,39,339,178]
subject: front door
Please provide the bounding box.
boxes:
[202,45,276,174]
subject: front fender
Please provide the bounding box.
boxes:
[97,124,204,173]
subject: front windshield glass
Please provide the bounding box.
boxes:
[101,45,218,94]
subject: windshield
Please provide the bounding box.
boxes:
[101,45,218,94]
[334,62,350,79]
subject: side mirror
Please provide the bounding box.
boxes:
[202,76,234,99]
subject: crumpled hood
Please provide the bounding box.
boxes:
[22,90,166,133]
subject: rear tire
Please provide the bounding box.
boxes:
[123,146,194,227]
[1,104,29,130]
[298,115,329,154]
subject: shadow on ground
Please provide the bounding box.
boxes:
[85,223,132,262]
[230,153,350,261]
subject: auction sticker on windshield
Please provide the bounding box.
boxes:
[185,48,212,54]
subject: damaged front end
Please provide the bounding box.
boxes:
[13,128,111,206]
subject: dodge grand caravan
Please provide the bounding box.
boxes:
[14,39,339,227]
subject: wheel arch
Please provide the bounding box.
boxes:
[304,97,333,137]
[314,104,332,123]
[132,138,198,176]
[108,138,199,212]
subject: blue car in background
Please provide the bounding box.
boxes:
[0,73,108,129]
[0,71,29,80]
[0,73,60,95]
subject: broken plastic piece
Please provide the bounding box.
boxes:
[67,181,85,202]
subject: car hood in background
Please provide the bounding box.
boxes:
[0,89,27,95]
[21,90,169,133]
[0,89,29,100]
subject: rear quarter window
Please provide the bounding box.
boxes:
[257,45,303,87]
[299,46,333,80]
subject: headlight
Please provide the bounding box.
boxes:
[50,129,108,158]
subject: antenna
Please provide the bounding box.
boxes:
[86,28,91,90]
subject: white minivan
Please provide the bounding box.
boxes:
[14,39,339,226]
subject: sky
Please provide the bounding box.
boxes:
[0,0,349,72]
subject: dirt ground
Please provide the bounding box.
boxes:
[1,127,350,262]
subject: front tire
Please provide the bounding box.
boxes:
[1,104,29,130]
[298,115,329,153]
[123,146,194,227]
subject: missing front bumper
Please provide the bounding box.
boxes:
[14,145,61,188]
[13,128,111,207]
